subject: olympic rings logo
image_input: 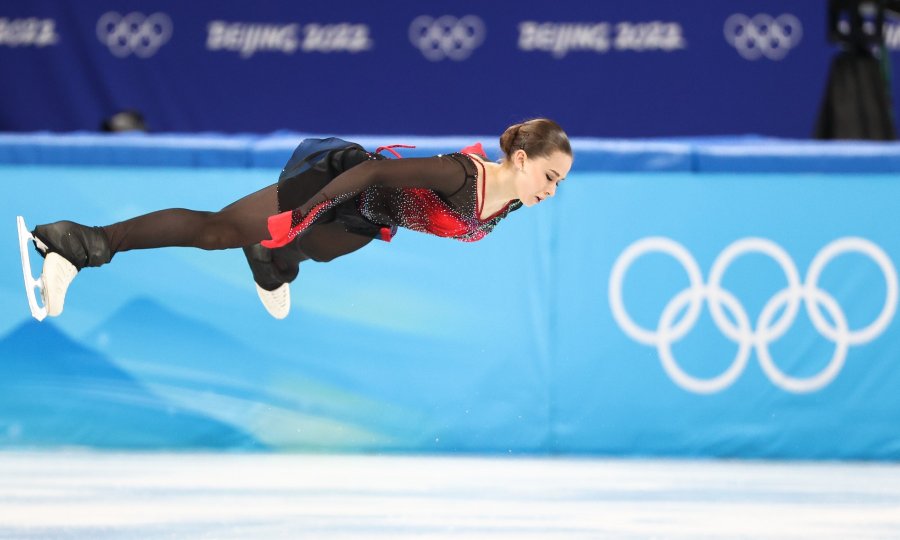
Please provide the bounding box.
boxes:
[96,12,173,58]
[409,15,485,61]
[724,13,802,61]
[610,237,898,394]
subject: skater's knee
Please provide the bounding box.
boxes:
[310,252,338,263]
[197,213,243,250]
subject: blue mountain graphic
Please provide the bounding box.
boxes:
[81,297,424,448]
[84,296,279,400]
[0,319,264,449]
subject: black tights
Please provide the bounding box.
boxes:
[102,183,279,254]
[99,182,374,284]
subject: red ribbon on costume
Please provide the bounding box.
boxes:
[374,144,416,158]
[261,199,336,249]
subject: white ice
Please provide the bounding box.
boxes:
[0,452,899,539]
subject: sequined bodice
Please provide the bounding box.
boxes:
[262,141,522,249]
[357,153,520,242]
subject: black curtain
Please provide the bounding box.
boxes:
[815,0,897,140]
[815,50,896,139]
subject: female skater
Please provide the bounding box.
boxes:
[24,118,573,319]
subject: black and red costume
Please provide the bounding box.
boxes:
[31,137,523,293]
[264,138,523,252]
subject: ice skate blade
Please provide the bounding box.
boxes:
[17,216,47,321]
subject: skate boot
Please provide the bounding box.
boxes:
[31,220,112,317]
[243,243,299,319]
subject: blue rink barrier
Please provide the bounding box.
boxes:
[4,132,900,173]
[1,134,899,459]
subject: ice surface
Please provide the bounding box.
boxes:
[1,452,899,539]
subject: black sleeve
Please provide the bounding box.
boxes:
[295,154,471,216]
[262,153,475,248]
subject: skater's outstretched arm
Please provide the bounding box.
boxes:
[263,154,475,248]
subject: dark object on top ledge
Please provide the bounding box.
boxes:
[815,0,898,140]
[100,110,147,133]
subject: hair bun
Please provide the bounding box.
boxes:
[498,118,572,161]
[499,123,523,157]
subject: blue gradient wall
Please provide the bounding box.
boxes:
[1,136,899,458]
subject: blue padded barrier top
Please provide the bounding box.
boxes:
[1,132,899,173]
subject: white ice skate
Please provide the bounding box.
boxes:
[17,216,77,320]
[256,283,290,319]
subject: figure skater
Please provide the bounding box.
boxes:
[20,118,572,319]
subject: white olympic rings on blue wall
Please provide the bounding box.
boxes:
[610,237,897,394]
[724,13,802,61]
[96,12,172,58]
[409,15,485,62]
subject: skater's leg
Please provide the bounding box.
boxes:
[243,240,308,292]
[29,182,277,317]
[243,221,374,319]
[244,220,373,290]
[103,183,278,255]
[244,242,301,319]
[296,221,374,263]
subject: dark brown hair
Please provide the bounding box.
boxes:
[499,118,572,161]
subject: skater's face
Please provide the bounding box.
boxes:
[513,150,573,208]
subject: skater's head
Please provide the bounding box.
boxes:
[499,118,573,208]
